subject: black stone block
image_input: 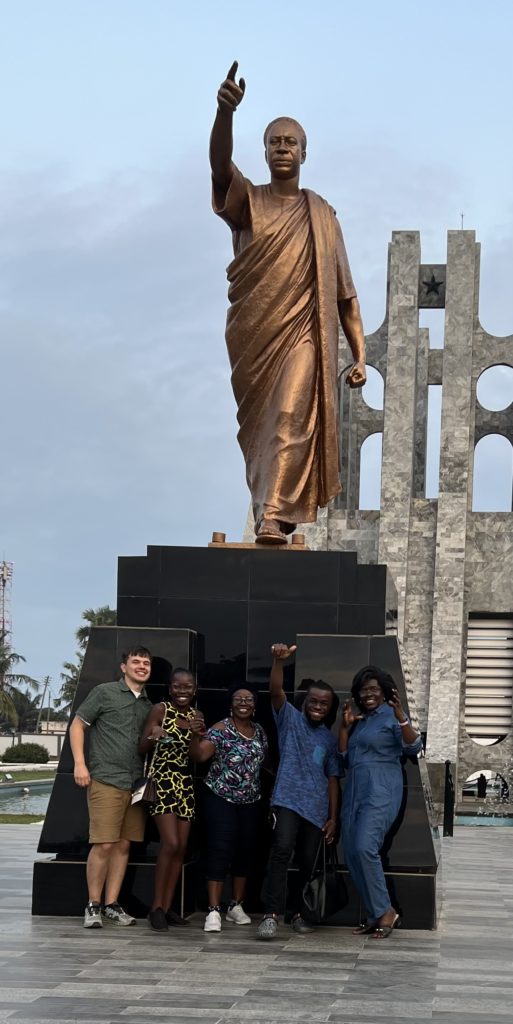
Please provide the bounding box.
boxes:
[159,598,248,688]
[160,546,251,601]
[249,550,340,603]
[117,548,161,597]
[337,551,358,603]
[32,858,197,918]
[295,634,371,694]
[117,595,159,626]
[337,602,385,634]
[247,601,338,683]
[356,563,387,605]
[38,773,89,854]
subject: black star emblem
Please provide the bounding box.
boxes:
[423,273,444,296]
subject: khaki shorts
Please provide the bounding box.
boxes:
[87,779,146,844]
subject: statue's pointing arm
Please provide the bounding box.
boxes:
[209,61,246,194]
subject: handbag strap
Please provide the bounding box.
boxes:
[309,832,326,879]
[144,743,157,778]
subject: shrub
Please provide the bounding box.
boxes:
[1,742,50,764]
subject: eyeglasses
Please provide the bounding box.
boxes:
[232,698,255,706]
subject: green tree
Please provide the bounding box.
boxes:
[3,687,41,731]
[55,655,83,714]
[56,605,116,715]
[0,633,40,726]
[76,605,116,651]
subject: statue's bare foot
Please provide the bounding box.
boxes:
[255,519,288,545]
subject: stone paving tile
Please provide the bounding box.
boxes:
[2,825,513,1024]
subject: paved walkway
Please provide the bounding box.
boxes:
[0,824,512,1023]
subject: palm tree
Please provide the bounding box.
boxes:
[76,606,116,651]
[55,654,84,714]
[2,687,41,732]
[0,634,40,726]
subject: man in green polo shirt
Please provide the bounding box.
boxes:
[70,646,153,928]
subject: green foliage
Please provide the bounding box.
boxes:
[56,605,116,713]
[0,769,55,782]
[0,814,45,823]
[0,633,41,728]
[2,742,50,764]
[55,654,83,713]
[76,606,116,651]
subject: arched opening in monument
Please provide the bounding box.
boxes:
[419,308,445,349]
[476,364,513,411]
[425,385,442,498]
[472,434,513,511]
[464,616,513,746]
[361,365,384,410]
[462,769,509,801]
[359,432,382,510]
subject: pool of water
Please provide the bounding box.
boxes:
[456,814,513,826]
[0,781,53,815]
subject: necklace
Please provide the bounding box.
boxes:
[231,717,255,740]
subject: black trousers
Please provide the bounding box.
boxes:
[263,806,322,916]
[203,785,261,881]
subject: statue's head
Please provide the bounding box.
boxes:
[263,117,307,180]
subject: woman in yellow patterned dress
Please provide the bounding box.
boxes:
[139,668,201,931]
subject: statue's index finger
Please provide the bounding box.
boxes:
[226,60,238,81]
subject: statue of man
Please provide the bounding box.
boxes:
[211,62,366,545]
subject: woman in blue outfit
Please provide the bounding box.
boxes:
[339,665,422,939]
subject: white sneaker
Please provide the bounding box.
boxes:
[204,909,222,932]
[83,901,103,928]
[226,902,251,925]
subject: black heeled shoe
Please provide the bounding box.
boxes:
[371,912,401,939]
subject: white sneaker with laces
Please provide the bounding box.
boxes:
[226,902,251,925]
[83,901,103,928]
[102,902,136,926]
[204,909,222,932]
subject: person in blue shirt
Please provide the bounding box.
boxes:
[339,665,422,939]
[257,643,341,941]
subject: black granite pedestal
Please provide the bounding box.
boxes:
[33,546,440,928]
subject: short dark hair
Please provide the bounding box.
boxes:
[227,683,258,707]
[351,665,395,711]
[121,645,152,662]
[263,116,307,151]
[170,667,195,684]
[304,679,339,727]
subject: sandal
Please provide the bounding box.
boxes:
[372,912,400,939]
[352,922,376,935]
[255,520,288,545]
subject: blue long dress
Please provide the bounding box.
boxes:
[341,703,422,922]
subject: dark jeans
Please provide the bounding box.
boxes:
[203,785,261,881]
[263,806,323,916]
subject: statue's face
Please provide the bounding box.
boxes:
[265,119,306,180]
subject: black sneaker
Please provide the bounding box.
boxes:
[83,900,102,928]
[291,914,316,934]
[165,909,189,926]
[148,907,168,931]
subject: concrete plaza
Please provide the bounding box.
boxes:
[0,824,512,1023]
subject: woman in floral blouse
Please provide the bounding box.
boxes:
[189,685,267,933]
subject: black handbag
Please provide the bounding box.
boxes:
[302,838,347,924]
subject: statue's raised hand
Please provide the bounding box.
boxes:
[217,61,246,114]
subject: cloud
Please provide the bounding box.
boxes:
[1,157,249,683]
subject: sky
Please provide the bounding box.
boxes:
[1,0,513,696]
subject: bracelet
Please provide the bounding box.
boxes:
[399,718,410,727]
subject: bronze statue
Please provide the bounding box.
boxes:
[211,62,366,545]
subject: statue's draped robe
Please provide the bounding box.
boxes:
[214,167,356,529]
